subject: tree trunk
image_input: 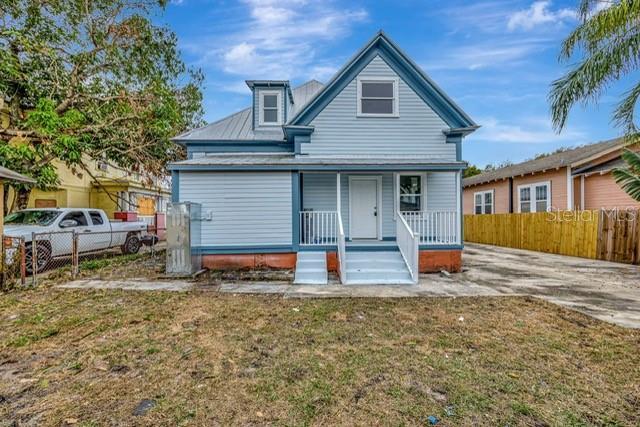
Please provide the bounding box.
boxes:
[15,187,31,210]
[2,184,9,216]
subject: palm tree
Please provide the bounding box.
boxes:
[549,0,640,201]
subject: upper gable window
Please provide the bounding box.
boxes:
[357,77,399,117]
[259,90,281,126]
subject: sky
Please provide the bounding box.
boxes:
[158,0,631,168]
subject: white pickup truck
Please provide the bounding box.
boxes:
[3,208,149,273]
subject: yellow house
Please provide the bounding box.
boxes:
[6,158,170,220]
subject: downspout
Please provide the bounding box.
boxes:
[508,177,513,213]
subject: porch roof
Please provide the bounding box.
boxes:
[169,154,466,171]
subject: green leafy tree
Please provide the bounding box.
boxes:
[549,0,640,201]
[463,164,483,178]
[0,0,204,211]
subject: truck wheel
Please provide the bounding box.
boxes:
[122,234,141,255]
[25,243,51,275]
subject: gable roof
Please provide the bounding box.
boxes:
[463,137,624,187]
[173,80,324,143]
[288,30,477,130]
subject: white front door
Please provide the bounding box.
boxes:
[350,178,378,239]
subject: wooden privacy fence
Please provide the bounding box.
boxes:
[464,209,640,264]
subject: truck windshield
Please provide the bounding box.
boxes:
[4,210,61,226]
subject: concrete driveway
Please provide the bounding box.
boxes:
[460,243,640,329]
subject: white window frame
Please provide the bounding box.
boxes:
[395,172,427,218]
[517,181,551,213]
[258,90,282,126]
[356,77,399,117]
[474,190,494,215]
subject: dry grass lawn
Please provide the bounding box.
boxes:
[0,288,638,426]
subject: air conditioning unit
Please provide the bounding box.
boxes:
[97,161,108,171]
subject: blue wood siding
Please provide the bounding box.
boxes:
[179,171,292,246]
[302,171,456,240]
[426,172,457,211]
[303,55,454,158]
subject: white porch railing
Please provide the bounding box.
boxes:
[300,211,338,245]
[396,211,419,283]
[401,211,458,245]
[337,214,346,284]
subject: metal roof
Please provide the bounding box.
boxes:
[0,166,36,183]
[174,80,324,143]
[463,137,624,187]
[170,154,465,168]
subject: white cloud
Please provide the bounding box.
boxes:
[471,116,586,144]
[507,1,575,31]
[423,38,551,71]
[190,0,367,88]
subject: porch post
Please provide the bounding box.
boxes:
[456,170,462,245]
[336,172,341,215]
[292,171,300,251]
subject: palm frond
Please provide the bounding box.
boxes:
[613,83,640,133]
[620,148,640,173]
[564,1,639,59]
[550,28,640,131]
[612,166,640,201]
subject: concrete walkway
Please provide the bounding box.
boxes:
[220,244,640,328]
[59,243,640,328]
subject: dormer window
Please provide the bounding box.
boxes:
[357,77,399,117]
[259,90,282,126]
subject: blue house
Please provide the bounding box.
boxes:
[169,31,478,285]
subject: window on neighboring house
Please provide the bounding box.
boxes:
[518,182,550,213]
[474,190,494,214]
[398,174,424,212]
[357,78,398,117]
[259,91,281,125]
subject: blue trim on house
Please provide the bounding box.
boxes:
[419,244,464,250]
[171,170,179,203]
[194,245,295,254]
[289,32,477,129]
[291,171,300,251]
[444,133,463,162]
[169,164,467,172]
[192,243,463,254]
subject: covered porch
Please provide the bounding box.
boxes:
[297,171,462,249]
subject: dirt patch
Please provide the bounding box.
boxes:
[1,289,639,425]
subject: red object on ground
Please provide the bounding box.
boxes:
[114,211,138,222]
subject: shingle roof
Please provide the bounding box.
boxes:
[463,137,624,187]
[173,80,324,143]
[0,166,36,183]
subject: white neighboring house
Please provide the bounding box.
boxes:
[170,31,478,285]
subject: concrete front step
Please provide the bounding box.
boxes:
[294,252,328,285]
[343,250,414,285]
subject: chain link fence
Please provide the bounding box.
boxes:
[1,235,26,290]
[2,228,165,288]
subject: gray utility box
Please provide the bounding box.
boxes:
[166,202,202,275]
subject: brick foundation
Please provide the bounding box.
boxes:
[200,249,461,274]
[419,250,461,273]
[202,253,297,270]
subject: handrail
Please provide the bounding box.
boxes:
[337,214,346,284]
[299,211,338,245]
[401,210,457,245]
[396,210,419,283]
